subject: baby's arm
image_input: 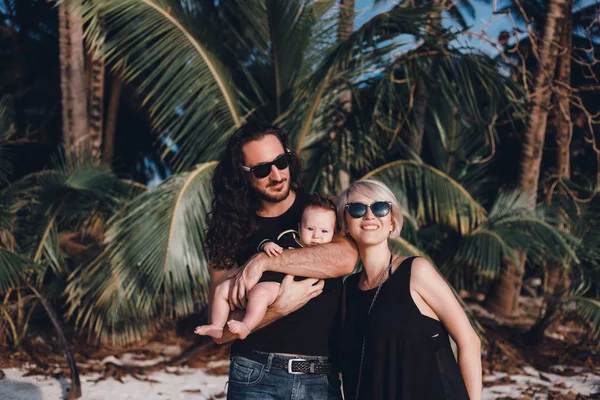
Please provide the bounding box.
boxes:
[227,281,280,339]
[261,241,283,257]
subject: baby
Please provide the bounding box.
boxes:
[195,193,337,340]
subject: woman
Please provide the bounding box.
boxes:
[337,179,482,400]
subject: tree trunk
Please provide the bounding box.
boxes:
[411,77,428,156]
[518,0,567,200]
[486,252,526,317]
[337,0,354,43]
[527,0,574,342]
[544,0,573,300]
[554,0,573,180]
[25,283,81,398]
[489,0,567,318]
[88,50,105,162]
[408,5,441,156]
[103,74,122,168]
[58,0,89,151]
[332,0,354,192]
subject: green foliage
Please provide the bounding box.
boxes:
[567,297,600,344]
[65,162,216,345]
[0,143,132,345]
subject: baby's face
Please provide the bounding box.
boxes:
[298,207,336,246]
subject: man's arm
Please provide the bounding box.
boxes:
[214,276,325,344]
[265,235,358,277]
[229,235,357,309]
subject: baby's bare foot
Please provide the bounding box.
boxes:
[194,325,223,339]
[227,320,251,339]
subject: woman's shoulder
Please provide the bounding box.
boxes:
[406,256,446,291]
[391,255,423,274]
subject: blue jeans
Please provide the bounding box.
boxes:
[226,353,342,400]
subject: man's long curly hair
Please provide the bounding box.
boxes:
[206,123,302,270]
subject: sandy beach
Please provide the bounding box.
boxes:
[1,362,229,400]
[2,362,598,399]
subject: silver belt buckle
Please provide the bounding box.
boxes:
[287,358,307,374]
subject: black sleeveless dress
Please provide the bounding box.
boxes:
[340,256,470,400]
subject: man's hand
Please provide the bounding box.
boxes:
[270,275,325,316]
[228,253,267,310]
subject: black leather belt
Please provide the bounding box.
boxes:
[241,352,332,374]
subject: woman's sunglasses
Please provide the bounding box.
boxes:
[345,201,392,218]
[241,150,291,179]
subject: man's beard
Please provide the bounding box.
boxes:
[254,179,291,203]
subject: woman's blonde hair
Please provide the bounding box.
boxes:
[336,179,403,238]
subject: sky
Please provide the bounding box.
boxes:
[355,0,599,55]
[354,0,514,55]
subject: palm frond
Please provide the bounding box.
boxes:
[0,96,14,184]
[488,189,533,221]
[300,83,384,194]
[0,186,16,251]
[66,163,216,345]
[0,248,29,293]
[66,252,156,345]
[566,297,600,344]
[286,4,437,150]
[218,0,333,120]
[447,227,516,283]
[377,49,524,170]
[362,160,487,234]
[6,148,129,285]
[442,189,576,285]
[15,145,129,216]
[76,0,244,169]
[494,217,579,266]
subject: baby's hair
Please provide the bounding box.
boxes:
[303,192,337,215]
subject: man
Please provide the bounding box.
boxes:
[205,123,357,399]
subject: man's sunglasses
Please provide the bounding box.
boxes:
[345,201,392,218]
[241,150,291,179]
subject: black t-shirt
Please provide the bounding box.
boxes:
[257,230,301,284]
[230,193,343,357]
